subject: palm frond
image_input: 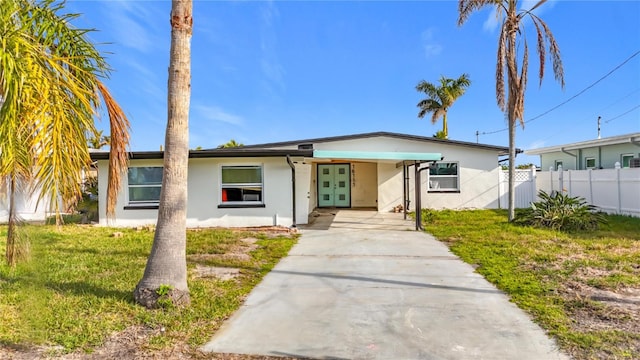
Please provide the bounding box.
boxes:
[98,81,130,218]
[496,21,507,110]
[536,15,565,88]
[531,18,546,86]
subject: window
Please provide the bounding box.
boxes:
[221,165,263,204]
[621,154,634,168]
[554,161,563,171]
[128,167,162,204]
[428,162,459,192]
[585,157,596,169]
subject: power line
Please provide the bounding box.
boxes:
[476,50,640,137]
[603,104,640,124]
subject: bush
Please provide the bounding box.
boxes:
[516,190,606,231]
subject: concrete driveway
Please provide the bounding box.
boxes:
[203,210,568,360]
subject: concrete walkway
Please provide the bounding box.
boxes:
[203,210,568,360]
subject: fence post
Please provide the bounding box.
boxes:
[549,166,554,192]
[588,168,593,204]
[530,165,537,202]
[558,165,564,193]
[567,170,572,196]
[615,162,622,214]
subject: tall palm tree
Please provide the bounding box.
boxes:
[458,0,564,221]
[134,0,193,308]
[416,74,471,139]
[0,0,130,266]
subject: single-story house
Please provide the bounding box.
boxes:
[91,131,511,228]
[525,132,640,170]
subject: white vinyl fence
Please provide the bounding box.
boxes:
[499,167,537,209]
[536,166,640,217]
[499,165,640,217]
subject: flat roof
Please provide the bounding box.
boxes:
[525,132,640,155]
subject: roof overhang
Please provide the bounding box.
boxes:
[313,150,442,162]
[525,133,640,155]
[90,149,314,161]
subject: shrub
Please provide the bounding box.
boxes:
[516,190,606,231]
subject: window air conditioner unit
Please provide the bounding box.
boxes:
[630,158,640,168]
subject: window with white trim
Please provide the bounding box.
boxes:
[221,165,263,204]
[621,154,634,168]
[428,162,459,192]
[128,167,162,204]
[585,157,596,169]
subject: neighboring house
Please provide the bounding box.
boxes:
[0,181,50,223]
[91,131,511,228]
[525,133,640,170]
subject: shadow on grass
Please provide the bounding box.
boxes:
[45,281,134,302]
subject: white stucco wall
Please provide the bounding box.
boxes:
[97,157,298,228]
[350,162,378,208]
[0,181,50,223]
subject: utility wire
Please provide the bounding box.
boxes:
[603,104,640,124]
[477,50,640,137]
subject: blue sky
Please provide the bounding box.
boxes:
[68,0,640,165]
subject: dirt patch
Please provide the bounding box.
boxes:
[562,282,640,333]
[193,265,241,281]
[0,325,306,359]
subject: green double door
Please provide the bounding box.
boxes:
[318,164,350,207]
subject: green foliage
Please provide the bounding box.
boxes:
[155,284,174,309]
[433,130,447,139]
[0,225,297,353]
[516,191,606,231]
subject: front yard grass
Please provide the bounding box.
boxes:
[0,224,297,357]
[422,209,640,359]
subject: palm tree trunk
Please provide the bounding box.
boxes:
[506,5,518,222]
[442,113,448,139]
[134,0,192,308]
[6,174,17,266]
[507,113,516,221]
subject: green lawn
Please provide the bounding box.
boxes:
[0,224,297,356]
[422,209,640,359]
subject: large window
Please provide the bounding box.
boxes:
[221,165,263,204]
[428,162,459,192]
[128,167,162,204]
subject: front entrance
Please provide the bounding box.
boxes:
[317,164,350,207]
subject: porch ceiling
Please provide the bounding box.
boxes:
[313,150,442,162]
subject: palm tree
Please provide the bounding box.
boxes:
[416,74,471,139]
[458,0,564,221]
[217,139,244,148]
[88,130,111,149]
[0,0,130,266]
[134,0,193,308]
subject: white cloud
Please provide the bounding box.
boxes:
[421,28,442,59]
[527,139,546,150]
[101,1,165,53]
[483,7,500,32]
[259,1,286,95]
[193,105,244,126]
